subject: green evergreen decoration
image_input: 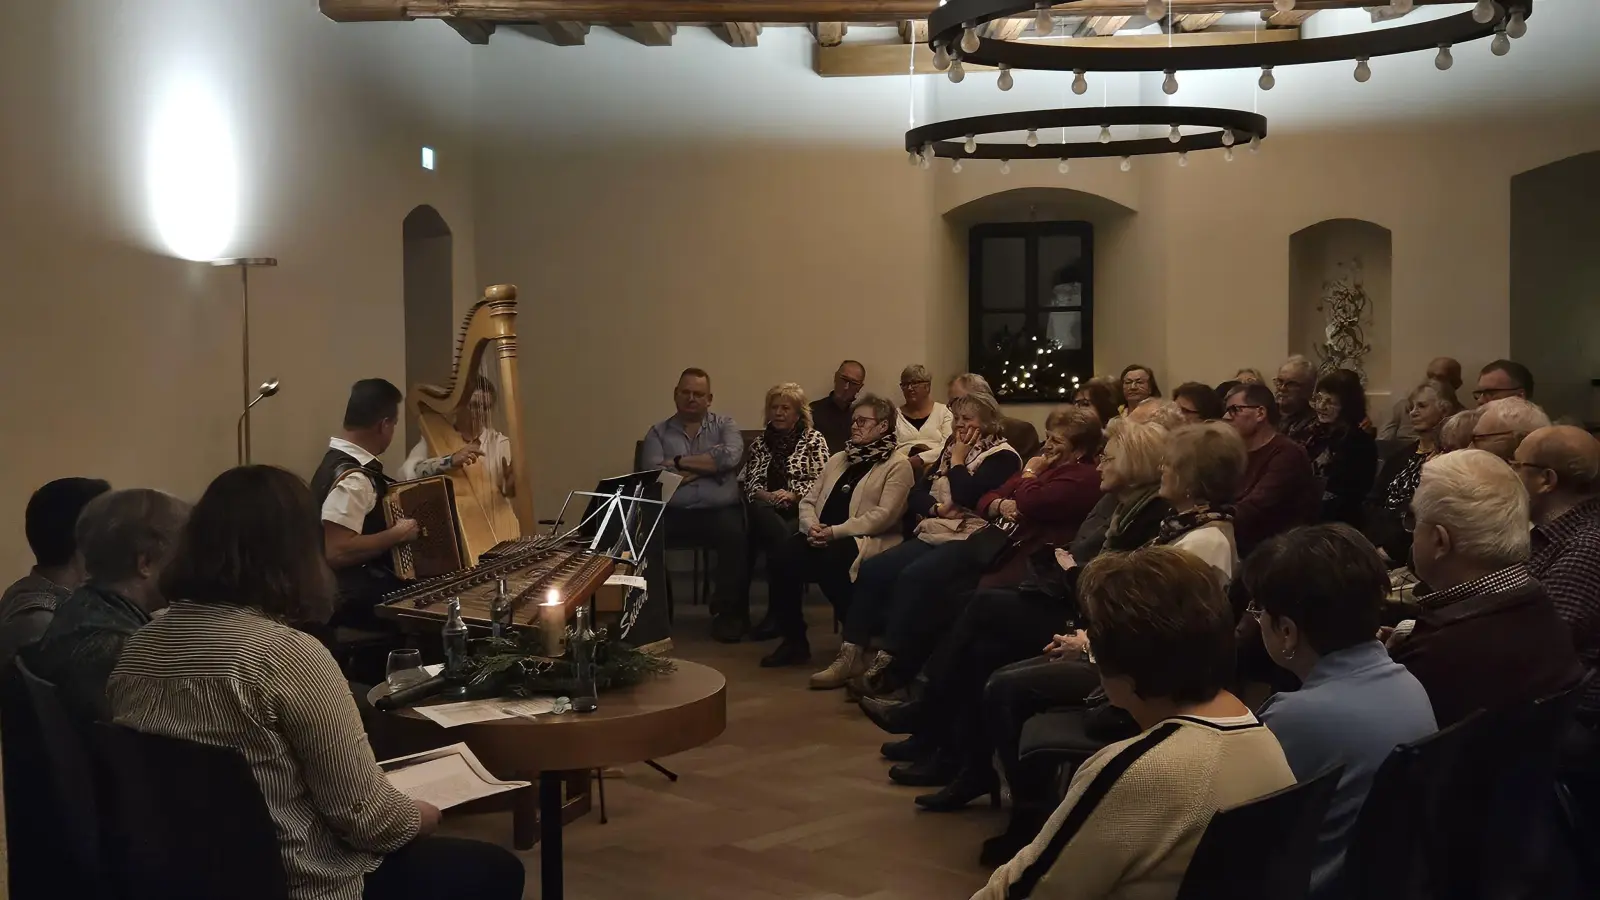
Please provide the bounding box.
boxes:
[463,623,675,697]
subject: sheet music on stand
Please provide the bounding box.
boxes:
[548,469,674,639]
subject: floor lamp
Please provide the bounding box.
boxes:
[211,257,279,465]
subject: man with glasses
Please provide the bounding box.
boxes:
[811,360,866,454]
[1223,382,1318,556]
[1472,359,1535,407]
[1515,426,1600,724]
[1470,396,1550,461]
[1273,355,1320,448]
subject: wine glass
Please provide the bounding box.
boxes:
[386,649,426,691]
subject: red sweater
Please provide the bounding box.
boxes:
[977,460,1104,588]
[1234,433,1319,556]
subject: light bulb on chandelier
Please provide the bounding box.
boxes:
[932,44,951,71]
[921,143,935,161]
[919,155,930,170]
[1221,128,1235,147]
[949,58,966,83]
[1162,70,1179,95]
[1435,45,1453,71]
[1168,125,1181,144]
[1000,159,1011,175]
[998,65,1014,91]
[965,134,977,153]
[960,24,980,54]
[1058,159,1070,174]
[1099,125,1112,144]
[1274,0,1295,12]
[952,159,963,173]
[1145,0,1165,21]
[1119,156,1132,173]
[1250,134,1262,154]
[1036,4,1054,36]
[1259,67,1276,91]
[1177,150,1189,168]
[1507,10,1527,39]
[1471,0,1496,24]
[1354,58,1372,83]
[1225,147,1236,162]
[908,151,919,167]
[1071,70,1088,95]
[1491,27,1510,56]
[1026,128,1039,148]
[1390,0,1414,14]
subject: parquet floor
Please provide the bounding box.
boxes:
[442,584,1004,899]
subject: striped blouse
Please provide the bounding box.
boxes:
[107,601,421,900]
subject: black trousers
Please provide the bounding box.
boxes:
[918,587,1074,762]
[985,656,1104,813]
[744,501,799,617]
[766,532,859,642]
[363,835,524,900]
[641,504,748,631]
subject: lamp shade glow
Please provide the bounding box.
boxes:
[147,80,238,261]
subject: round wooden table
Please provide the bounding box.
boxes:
[368,660,726,898]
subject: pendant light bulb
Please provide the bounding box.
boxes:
[1471,0,1495,24]
[1390,0,1413,14]
[1274,0,1295,12]
[908,151,919,167]
[998,65,1014,92]
[1071,70,1088,95]
[965,134,977,154]
[948,58,966,83]
[1162,70,1179,95]
[1119,156,1132,173]
[952,159,963,173]
[932,43,951,71]
[960,25,980,54]
[1435,45,1453,71]
[1224,147,1235,162]
[1221,128,1235,147]
[1145,0,1166,21]
[1507,10,1527,39]
[1036,4,1054,36]
[1058,158,1070,175]
[1250,134,1262,154]
[999,159,1011,175]
[1491,28,1510,56]
[1168,125,1181,144]
[1099,125,1112,144]
[1354,58,1372,83]
[1026,128,1039,148]
[921,143,935,161]
[1259,67,1276,91]
[1177,150,1189,168]
[919,156,930,170]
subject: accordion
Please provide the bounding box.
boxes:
[382,476,469,581]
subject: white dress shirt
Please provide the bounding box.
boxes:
[321,437,379,534]
[397,427,512,493]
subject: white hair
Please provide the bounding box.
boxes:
[1280,355,1317,381]
[1478,396,1551,439]
[1129,399,1185,430]
[1412,449,1530,567]
[949,372,995,400]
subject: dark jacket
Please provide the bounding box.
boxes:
[1307,424,1378,529]
[977,461,1105,589]
[1365,441,1427,567]
[1389,573,1583,728]
[1234,433,1319,557]
[22,582,152,721]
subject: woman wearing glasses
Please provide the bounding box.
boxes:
[1363,379,1460,567]
[1305,369,1379,528]
[895,364,953,471]
[1118,364,1161,414]
[1071,377,1120,426]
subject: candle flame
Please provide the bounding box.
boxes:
[543,589,562,607]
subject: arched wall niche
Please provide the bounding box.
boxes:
[1288,218,1393,399]
[1511,150,1600,427]
[402,204,453,447]
[937,187,1145,434]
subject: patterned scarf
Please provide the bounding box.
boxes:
[846,432,897,467]
[933,430,1005,476]
[1156,505,1235,545]
[762,424,805,492]
[1383,445,1436,512]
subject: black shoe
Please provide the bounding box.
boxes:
[914,764,1001,812]
[759,639,810,668]
[747,616,782,642]
[859,695,924,735]
[979,810,1049,868]
[888,752,958,788]
[711,615,749,644]
[881,734,929,762]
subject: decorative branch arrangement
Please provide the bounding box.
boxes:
[1314,258,1373,384]
[464,624,675,697]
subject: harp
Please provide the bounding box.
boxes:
[408,285,535,566]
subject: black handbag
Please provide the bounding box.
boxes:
[964,517,1019,569]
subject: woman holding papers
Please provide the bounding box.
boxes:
[108,465,525,900]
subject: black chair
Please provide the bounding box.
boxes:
[91,723,288,900]
[1175,765,1344,900]
[9,658,109,899]
[1339,709,1488,900]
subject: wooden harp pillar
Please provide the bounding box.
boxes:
[409,284,535,564]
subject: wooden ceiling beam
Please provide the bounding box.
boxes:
[319,1,1472,26]
[715,22,763,46]
[1077,15,1130,36]
[1263,9,1318,27]
[508,19,590,43]
[980,18,1030,41]
[898,19,926,43]
[444,18,496,43]
[810,22,848,46]
[615,21,676,44]
[1173,12,1224,32]
[816,25,1300,76]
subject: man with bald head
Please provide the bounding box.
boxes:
[1471,397,1551,461]
[1379,357,1462,441]
[1516,425,1600,719]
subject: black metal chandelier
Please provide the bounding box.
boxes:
[905,106,1267,171]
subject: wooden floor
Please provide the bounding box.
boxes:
[442,588,1004,899]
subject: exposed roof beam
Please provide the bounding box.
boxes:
[444,18,496,43]
[810,22,848,45]
[898,19,926,43]
[980,18,1029,41]
[1264,9,1319,27]
[715,22,763,46]
[816,25,1300,76]
[1173,12,1224,32]
[1077,15,1130,36]
[507,19,590,43]
[319,1,1471,26]
[615,21,677,44]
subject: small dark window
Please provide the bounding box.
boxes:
[968,221,1094,403]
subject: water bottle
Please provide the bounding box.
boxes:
[443,597,469,677]
[490,578,510,640]
[571,604,598,713]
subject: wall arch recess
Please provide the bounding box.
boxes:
[1289,218,1393,398]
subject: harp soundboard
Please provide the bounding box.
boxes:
[375,538,615,633]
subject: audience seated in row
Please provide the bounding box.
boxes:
[1304,369,1377,529]
[1365,378,1460,566]
[1378,357,1463,441]
[0,477,110,668]
[1220,381,1319,556]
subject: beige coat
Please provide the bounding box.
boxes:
[798,450,915,580]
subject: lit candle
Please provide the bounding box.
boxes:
[539,589,566,658]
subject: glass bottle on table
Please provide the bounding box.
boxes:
[572,604,598,713]
[443,597,469,677]
[490,578,511,640]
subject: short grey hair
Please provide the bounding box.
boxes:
[949,391,1004,432]
[76,488,192,583]
[1280,355,1317,382]
[1412,449,1529,567]
[1439,408,1482,452]
[1104,418,1167,488]
[1129,399,1185,431]
[1165,423,1249,507]
[850,393,898,432]
[1410,378,1463,416]
[900,364,931,385]
[1478,397,1551,441]
[949,372,994,399]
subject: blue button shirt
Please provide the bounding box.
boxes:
[1258,640,1437,899]
[641,412,744,510]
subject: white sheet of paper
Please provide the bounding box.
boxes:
[655,470,682,505]
[605,573,647,590]
[411,696,561,728]
[380,742,529,810]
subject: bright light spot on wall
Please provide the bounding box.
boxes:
[146,79,238,261]
[421,146,436,170]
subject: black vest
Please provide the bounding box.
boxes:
[311,446,400,605]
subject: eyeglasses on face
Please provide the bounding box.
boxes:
[1311,394,1340,409]
[850,416,879,427]
[1224,404,1264,417]
[835,373,864,389]
[900,380,930,389]
[1470,431,1514,445]
[1273,379,1306,391]
[1472,387,1517,401]
[1122,377,1150,388]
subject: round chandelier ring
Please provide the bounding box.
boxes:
[906,106,1266,160]
[927,1,1529,73]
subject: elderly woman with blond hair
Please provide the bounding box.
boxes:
[1365,379,1461,567]
[897,364,955,472]
[740,382,832,639]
